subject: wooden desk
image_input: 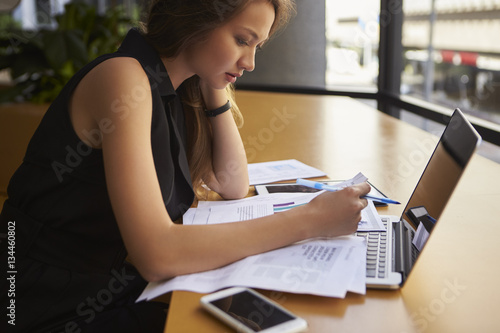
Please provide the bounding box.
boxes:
[164,91,500,333]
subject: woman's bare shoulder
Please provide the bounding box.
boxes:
[70,56,153,147]
[73,56,151,118]
[82,56,148,96]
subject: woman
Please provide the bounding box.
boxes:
[1,0,370,332]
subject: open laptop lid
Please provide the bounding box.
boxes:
[398,108,482,282]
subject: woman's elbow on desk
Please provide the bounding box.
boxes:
[137,265,173,284]
[205,174,250,200]
[217,184,249,200]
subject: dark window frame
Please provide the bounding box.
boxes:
[236,0,500,147]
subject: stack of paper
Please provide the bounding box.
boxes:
[137,236,366,302]
[137,192,387,302]
[184,191,385,232]
[136,164,386,302]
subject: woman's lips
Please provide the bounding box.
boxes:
[225,72,240,83]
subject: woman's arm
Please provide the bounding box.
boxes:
[72,58,370,283]
[200,80,249,199]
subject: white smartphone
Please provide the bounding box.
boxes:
[200,287,308,333]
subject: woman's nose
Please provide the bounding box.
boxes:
[239,49,256,72]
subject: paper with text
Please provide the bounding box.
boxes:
[248,159,326,185]
[137,236,367,302]
[144,173,392,302]
[187,192,385,232]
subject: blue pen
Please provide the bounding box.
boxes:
[296,178,400,205]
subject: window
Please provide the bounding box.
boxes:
[3,0,500,162]
[400,0,500,162]
[11,0,68,29]
[325,1,380,92]
[237,0,500,162]
[401,0,500,127]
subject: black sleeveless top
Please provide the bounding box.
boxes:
[0,29,194,331]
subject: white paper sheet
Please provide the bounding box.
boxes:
[188,192,385,232]
[412,222,430,251]
[187,193,320,225]
[137,236,366,302]
[248,159,326,185]
[138,172,393,302]
[319,172,368,189]
[208,203,273,224]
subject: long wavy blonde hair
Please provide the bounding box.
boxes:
[142,0,295,196]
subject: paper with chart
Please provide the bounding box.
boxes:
[137,236,367,302]
[137,172,392,301]
[185,180,385,231]
[247,159,326,185]
[191,192,320,223]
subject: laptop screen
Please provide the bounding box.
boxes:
[400,109,481,251]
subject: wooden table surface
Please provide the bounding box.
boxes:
[163,91,500,333]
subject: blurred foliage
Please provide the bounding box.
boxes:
[0,1,135,104]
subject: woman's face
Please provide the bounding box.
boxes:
[185,0,275,89]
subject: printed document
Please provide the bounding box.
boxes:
[136,172,392,302]
[248,159,326,185]
[137,236,366,302]
[186,191,385,231]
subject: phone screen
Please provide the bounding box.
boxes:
[209,290,295,331]
[265,184,320,194]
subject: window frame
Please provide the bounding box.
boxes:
[236,0,500,147]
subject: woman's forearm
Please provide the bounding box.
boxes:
[207,110,249,199]
[200,82,249,199]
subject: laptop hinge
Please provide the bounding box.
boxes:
[392,220,405,280]
[401,221,414,278]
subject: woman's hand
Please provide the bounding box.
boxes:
[199,78,228,110]
[299,182,371,238]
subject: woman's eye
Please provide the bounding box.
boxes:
[236,38,249,46]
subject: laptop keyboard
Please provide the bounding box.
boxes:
[356,218,389,279]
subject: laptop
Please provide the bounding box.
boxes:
[356,108,482,289]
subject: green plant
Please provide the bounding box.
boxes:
[0,1,134,104]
